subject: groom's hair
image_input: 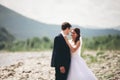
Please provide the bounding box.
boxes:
[61,22,71,30]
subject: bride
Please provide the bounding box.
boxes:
[64,28,97,80]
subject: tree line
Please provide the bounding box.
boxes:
[82,34,120,51]
[0,27,120,51]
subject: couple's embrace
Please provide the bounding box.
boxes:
[51,22,97,80]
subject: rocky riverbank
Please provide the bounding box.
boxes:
[0,51,120,80]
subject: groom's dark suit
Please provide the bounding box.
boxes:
[51,33,71,80]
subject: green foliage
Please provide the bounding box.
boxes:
[0,27,53,51]
[0,28,53,51]
[0,27,14,50]
[9,37,53,51]
[0,27,14,42]
[96,51,105,57]
[0,27,120,51]
[86,54,98,63]
[82,35,120,50]
[0,42,5,50]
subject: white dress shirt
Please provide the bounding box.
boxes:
[61,31,66,37]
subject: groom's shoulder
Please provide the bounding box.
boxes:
[54,34,62,40]
[55,34,62,38]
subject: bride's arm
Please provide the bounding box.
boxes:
[64,36,80,53]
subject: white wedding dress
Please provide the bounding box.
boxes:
[67,37,97,80]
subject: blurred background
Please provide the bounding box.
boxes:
[0,0,120,51]
[0,0,120,80]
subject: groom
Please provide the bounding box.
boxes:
[51,22,71,80]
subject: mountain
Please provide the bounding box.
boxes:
[0,27,14,42]
[113,26,120,31]
[0,4,61,40]
[0,4,120,40]
[75,26,120,38]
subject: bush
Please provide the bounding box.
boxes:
[82,35,120,51]
[8,37,53,51]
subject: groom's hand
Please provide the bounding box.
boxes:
[60,66,65,74]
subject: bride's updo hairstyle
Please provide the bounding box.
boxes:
[74,28,80,44]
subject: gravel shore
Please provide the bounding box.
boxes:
[0,51,120,80]
[0,51,55,80]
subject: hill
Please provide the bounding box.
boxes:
[0,4,120,40]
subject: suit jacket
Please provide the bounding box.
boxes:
[51,34,71,68]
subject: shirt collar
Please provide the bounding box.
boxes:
[61,31,66,37]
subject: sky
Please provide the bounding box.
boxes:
[0,0,120,29]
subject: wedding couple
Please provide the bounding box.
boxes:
[51,22,97,80]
